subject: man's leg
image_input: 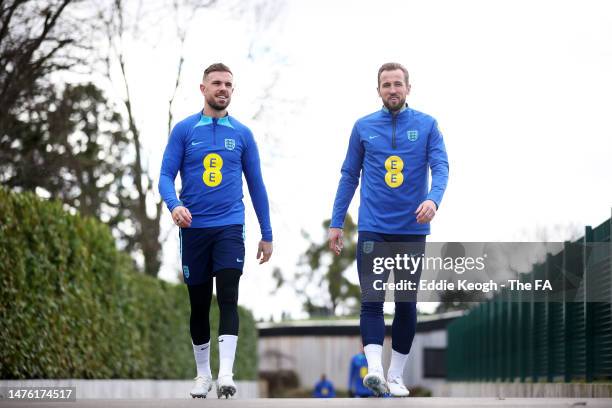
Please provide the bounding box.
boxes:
[360,301,385,372]
[186,278,215,398]
[388,301,416,377]
[212,225,245,398]
[357,231,389,396]
[387,235,425,397]
[216,269,241,377]
[187,281,214,379]
[181,227,215,398]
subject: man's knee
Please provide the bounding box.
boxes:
[216,269,241,304]
[361,301,384,316]
[394,302,416,317]
[218,286,238,304]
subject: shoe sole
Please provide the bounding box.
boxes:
[388,380,410,397]
[363,374,389,397]
[217,385,236,399]
[190,385,212,398]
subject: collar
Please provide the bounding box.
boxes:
[194,112,234,129]
[382,103,409,115]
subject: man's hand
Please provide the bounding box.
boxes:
[328,227,344,255]
[415,200,437,224]
[171,206,192,228]
[257,240,273,264]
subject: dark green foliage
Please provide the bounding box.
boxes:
[0,188,257,379]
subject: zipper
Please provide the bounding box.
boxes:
[213,118,217,145]
[391,112,397,149]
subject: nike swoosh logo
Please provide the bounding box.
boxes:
[200,345,209,351]
[192,141,204,146]
[236,258,243,263]
[219,339,224,342]
[369,135,379,139]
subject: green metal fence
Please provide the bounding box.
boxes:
[447,217,611,382]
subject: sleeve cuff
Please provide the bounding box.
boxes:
[168,201,183,212]
[426,197,440,210]
[329,218,344,229]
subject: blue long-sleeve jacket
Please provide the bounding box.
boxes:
[159,112,272,241]
[313,379,335,398]
[331,106,449,234]
[348,353,373,397]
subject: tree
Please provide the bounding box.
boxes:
[0,1,129,224]
[0,0,85,133]
[1,82,128,224]
[289,215,361,316]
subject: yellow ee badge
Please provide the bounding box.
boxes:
[384,155,404,188]
[360,366,368,379]
[203,153,223,187]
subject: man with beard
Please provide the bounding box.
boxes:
[159,63,273,399]
[328,63,449,397]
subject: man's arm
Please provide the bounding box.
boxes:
[416,119,449,224]
[159,123,192,227]
[329,123,364,254]
[426,119,449,207]
[159,123,186,212]
[242,129,273,263]
[348,358,357,391]
[331,123,364,227]
[312,382,323,398]
[328,382,336,397]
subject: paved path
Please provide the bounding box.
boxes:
[1,398,611,408]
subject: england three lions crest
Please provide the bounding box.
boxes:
[225,138,236,151]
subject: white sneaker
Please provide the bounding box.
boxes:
[388,377,410,397]
[190,375,213,398]
[363,371,389,396]
[216,374,237,399]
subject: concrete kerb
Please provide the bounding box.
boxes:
[438,382,612,398]
[0,379,259,399]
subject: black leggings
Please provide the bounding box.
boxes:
[187,269,241,345]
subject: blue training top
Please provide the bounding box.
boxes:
[159,112,272,241]
[348,353,373,397]
[331,105,449,235]
[313,379,336,398]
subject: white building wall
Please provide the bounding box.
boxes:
[258,335,362,389]
[258,329,447,393]
[403,330,447,394]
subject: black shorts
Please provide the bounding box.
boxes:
[179,224,245,285]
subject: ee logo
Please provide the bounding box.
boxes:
[384,155,404,188]
[360,366,368,379]
[203,153,223,187]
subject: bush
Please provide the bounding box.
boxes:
[0,188,257,379]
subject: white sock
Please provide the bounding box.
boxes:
[364,344,384,374]
[218,335,238,377]
[192,341,212,378]
[387,349,409,382]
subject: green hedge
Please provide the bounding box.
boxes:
[0,188,257,379]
